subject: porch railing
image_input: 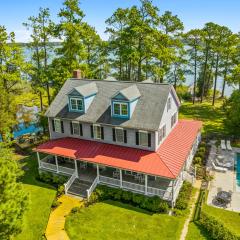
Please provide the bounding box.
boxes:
[58,165,75,175]
[99,175,120,187]
[39,161,57,171]
[87,176,99,200]
[122,180,145,193]
[147,186,171,199]
[64,170,77,194]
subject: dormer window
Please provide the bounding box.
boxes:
[113,102,128,117]
[70,97,84,112]
[111,85,140,119]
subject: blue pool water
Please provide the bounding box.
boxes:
[236,154,240,188]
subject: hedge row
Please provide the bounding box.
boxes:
[175,181,193,210]
[89,185,169,213]
[200,211,240,240]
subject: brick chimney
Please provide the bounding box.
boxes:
[72,70,82,79]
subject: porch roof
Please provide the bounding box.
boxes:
[35,120,202,179]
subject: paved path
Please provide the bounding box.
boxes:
[180,180,202,240]
[45,195,82,240]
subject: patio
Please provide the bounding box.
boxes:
[207,143,240,212]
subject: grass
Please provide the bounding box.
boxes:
[186,222,212,240]
[202,205,240,236]
[13,153,56,240]
[179,100,226,135]
[65,200,185,240]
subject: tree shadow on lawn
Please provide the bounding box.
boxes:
[18,153,56,191]
[192,221,212,240]
[103,200,154,216]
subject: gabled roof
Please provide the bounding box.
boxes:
[112,85,141,101]
[35,120,202,179]
[45,79,175,131]
[68,82,98,97]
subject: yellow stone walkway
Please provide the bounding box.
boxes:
[45,195,82,240]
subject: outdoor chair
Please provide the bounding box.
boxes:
[226,140,232,151]
[212,161,227,173]
[221,140,226,150]
[215,158,233,168]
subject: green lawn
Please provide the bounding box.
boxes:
[179,101,226,134]
[13,153,56,240]
[186,222,212,240]
[65,200,185,240]
[202,205,240,236]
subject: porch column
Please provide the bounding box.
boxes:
[55,156,59,173]
[120,169,122,188]
[74,159,78,177]
[97,164,99,182]
[145,174,148,195]
[37,152,40,168]
[171,180,175,208]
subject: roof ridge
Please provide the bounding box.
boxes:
[156,152,176,178]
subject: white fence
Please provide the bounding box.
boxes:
[58,165,75,175]
[39,161,57,171]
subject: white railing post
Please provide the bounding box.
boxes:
[37,152,41,168]
[171,180,175,208]
[120,169,122,188]
[145,174,148,195]
[74,159,78,177]
[97,164,99,182]
[55,156,59,173]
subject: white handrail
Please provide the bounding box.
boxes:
[64,170,77,194]
[99,175,120,187]
[122,180,145,193]
[87,176,99,200]
[40,161,57,171]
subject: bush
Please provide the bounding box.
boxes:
[57,185,65,197]
[51,199,60,209]
[198,147,206,153]
[195,151,205,159]
[37,171,68,187]
[92,185,169,213]
[200,211,240,240]
[193,156,202,165]
[175,181,192,210]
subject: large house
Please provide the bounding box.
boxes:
[35,70,202,206]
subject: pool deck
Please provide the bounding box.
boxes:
[207,146,240,212]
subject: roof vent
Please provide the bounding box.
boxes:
[72,70,82,79]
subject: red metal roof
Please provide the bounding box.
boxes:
[35,120,202,179]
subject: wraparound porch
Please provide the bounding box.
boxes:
[37,153,185,205]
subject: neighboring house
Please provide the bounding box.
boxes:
[35,70,202,206]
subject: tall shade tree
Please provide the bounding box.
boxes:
[24,8,54,106]
[0,26,27,140]
[184,29,203,104]
[0,144,28,239]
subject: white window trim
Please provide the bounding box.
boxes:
[93,124,102,140]
[54,118,61,133]
[115,127,124,143]
[138,130,148,147]
[113,102,128,116]
[70,97,84,111]
[72,121,80,135]
[167,97,172,112]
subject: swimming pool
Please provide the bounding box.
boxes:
[236,153,240,191]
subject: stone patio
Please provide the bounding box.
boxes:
[207,144,240,212]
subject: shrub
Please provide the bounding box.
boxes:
[51,199,60,209]
[92,185,169,213]
[175,181,192,210]
[37,171,68,187]
[57,185,65,197]
[200,211,240,240]
[195,151,205,159]
[198,147,206,153]
[193,156,202,165]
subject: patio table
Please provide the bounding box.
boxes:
[216,191,232,203]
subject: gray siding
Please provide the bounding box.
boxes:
[49,118,156,151]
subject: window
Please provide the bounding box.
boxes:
[115,128,124,142]
[162,125,166,138]
[158,128,163,143]
[72,122,80,135]
[113,102,128,116]
[54,119,61,133]
[139,131,148,147]
[167,97,171,112]
[70,97,83,111]
[93,124,102,139]
[171,112,177,128]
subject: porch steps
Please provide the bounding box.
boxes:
[67,178,93,198]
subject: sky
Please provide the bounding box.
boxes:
[0,0,240,42]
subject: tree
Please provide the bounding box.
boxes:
[0,144,28,239]
[227,64,240,91]
[0,26,27,140]
[224,90,240,136]
[23,8,54,106]
[184,29,203,104]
